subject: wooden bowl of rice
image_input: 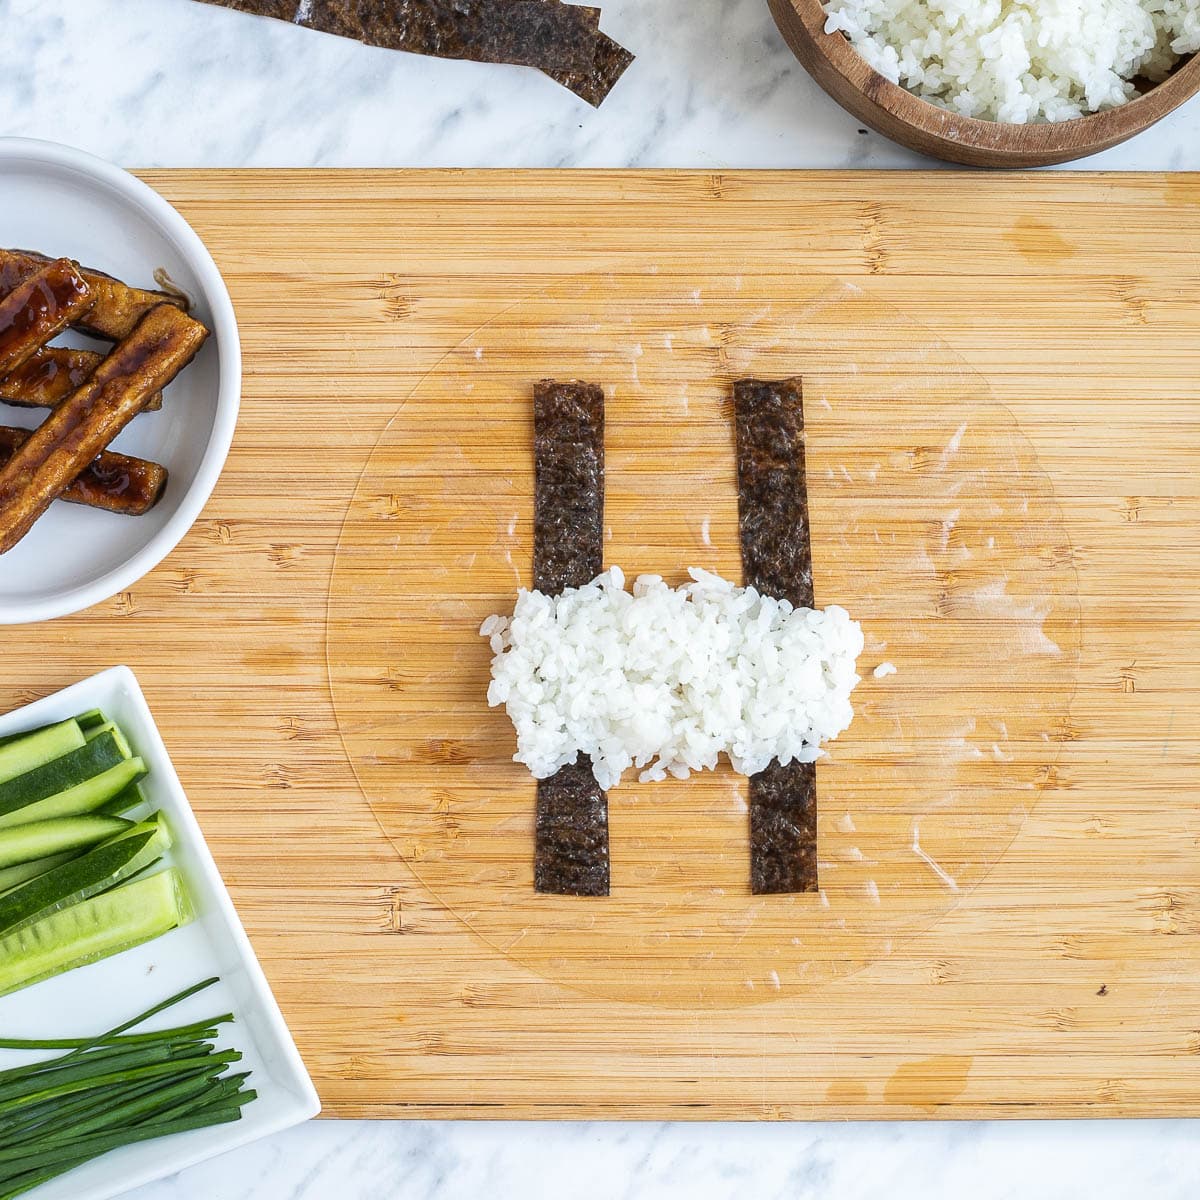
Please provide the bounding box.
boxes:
[769,0,1200,167]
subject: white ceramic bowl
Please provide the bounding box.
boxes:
[0,666,320,1200]
[0,138,240,624]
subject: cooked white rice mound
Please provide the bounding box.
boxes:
[481,567,864,791]
[823,0,1200,124]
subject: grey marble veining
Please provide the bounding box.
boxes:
[125,1118,1200,1199]
[3,1,1200,1197]
[1,0,1198,169]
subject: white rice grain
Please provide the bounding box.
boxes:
[482,567,864,790]
[823,0,1200,124]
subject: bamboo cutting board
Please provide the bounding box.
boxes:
[2,171,1199,1119]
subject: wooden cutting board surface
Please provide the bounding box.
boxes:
[2,171,1199,1119]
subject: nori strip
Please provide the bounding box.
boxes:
[733,378,814,610]
[535,755,610,897]
[533,379,604,595]
[532,379,609,896]
[198,1,633,106]
[733,378,819,895]
[544,31,634,107]
[748,759,818,896]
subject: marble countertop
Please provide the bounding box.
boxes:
[4,0,1200,1197]
[4,0,1200,169]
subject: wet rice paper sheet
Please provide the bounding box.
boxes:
[532,380,609,896]
[733,378,819,895]
[200,1,633,105]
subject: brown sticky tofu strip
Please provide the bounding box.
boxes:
[0,259,92,378]
[0,250,188,342]
[0,347,162,412]
[0,427,167,517]
[733,378,819,895]
[0,304,208,554]
[532,379,609,896]
[198,1,633,106]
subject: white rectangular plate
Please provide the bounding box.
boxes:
[0,666,319,1200]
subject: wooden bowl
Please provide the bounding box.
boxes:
[768,0,1200,167]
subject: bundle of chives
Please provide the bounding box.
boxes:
[0,978,255,1199]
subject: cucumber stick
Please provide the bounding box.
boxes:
[97,779,147,816]
[0,868,191,998]
[0,756,148,829]
[0,714,100,749]
[84,720,133,758]
[0,730,129,822]
[74,708,108,732]
[0,814,170,936]
[0,850,82,894]
[0,720,85,785]
[0,815,131,869]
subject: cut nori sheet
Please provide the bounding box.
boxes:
[198,1,633,106]
[533,379,605,596]
[532,379,609,896]
[535,755,610,897]
[544,31,634,107]
[747,758,818,896]
[733,378,819,895]
[733,378,814,611]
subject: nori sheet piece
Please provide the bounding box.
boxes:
[532,380,609,896]
[545,31,634,107]
[535,755,610,897]
[748,759,818,896]
[733,378,819,895]
[198,1,633,106]
[733,378,814,611]
[533,379,604,595]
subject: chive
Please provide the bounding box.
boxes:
[0,1014,230,1051]
[151,1073,250,1126]
[0,978,255,1196]
[0,976,221,1086]
[0,1044,222,1136]
[56,976,221,1059]
[0,1040,198,1102]
[0,1050,240,1119]
[0,1050,218,1137]
[0,1156,91,1200]
[0,1072,227,1160]
[0,1070,187,1146]
[0,1107,247,1180]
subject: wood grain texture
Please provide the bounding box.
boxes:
[769,0,1200,167]
[1,171,1198,1119]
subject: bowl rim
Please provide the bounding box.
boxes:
[0,137,241,625]
[776,0,1200,160]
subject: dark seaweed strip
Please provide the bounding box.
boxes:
[197,1,632,105]
[733,378,819,895]
[534,756,610,897]
[533,380,604,595]
[206,0,294,17]
[544,31,635,107]
[305,0,601,71]
[748,759,817,896]
[532,380,609,897]
[732,378,814,610]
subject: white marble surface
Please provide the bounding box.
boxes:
[2,0,1199,169]
[4,0,1200,1197]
